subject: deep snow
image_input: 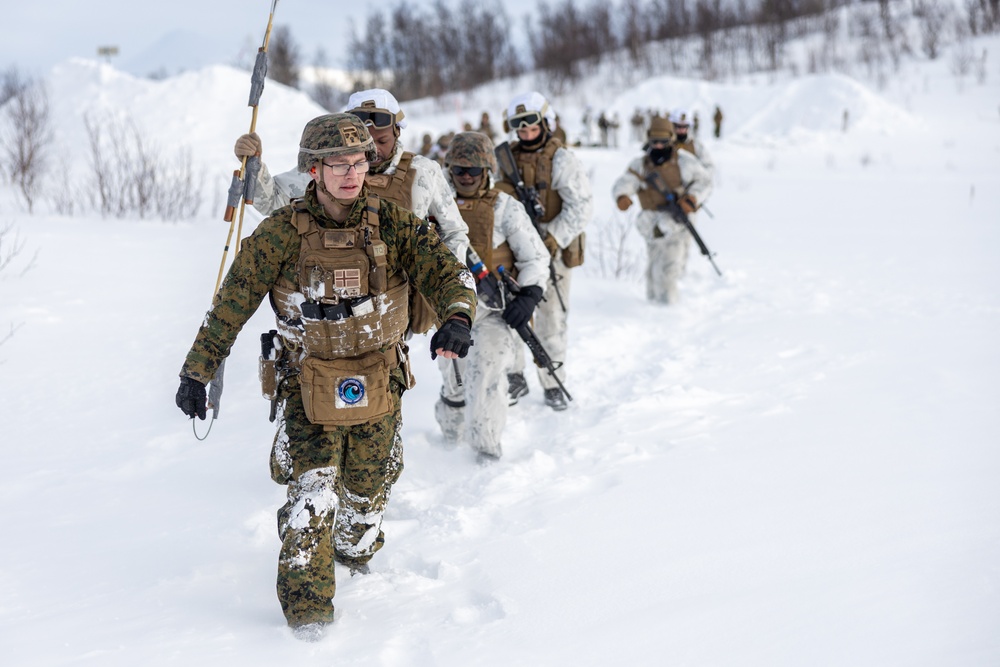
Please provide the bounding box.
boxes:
[1,29,998,667]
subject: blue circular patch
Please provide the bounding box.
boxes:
[338,378,365,405]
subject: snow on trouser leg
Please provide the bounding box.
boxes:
[276,466,339,626]
[333,398,403,571]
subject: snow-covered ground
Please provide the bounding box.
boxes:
[1,29,998,666]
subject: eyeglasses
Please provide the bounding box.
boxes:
[649,139,672,146]
[450,166,485,177]
[349,109,395,129]
[508,111,544,130]
[322,160,370,176]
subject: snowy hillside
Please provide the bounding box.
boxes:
[0,26,998,667]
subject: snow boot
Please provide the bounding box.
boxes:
[508,372,529,405]
[544,388,568,411]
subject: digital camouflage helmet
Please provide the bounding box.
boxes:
[297,113,377,173]
[444,132,497,174]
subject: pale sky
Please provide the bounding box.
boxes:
[3,0,540,76]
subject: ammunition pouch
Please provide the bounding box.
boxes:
[561,232,585,268]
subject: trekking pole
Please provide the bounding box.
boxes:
[215,0,279,296]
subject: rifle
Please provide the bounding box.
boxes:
[194,0,279,441]
[494,141,567,312]
[467,248,572,402]
[643,171,722,277]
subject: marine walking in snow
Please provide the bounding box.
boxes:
[176,114,476,641]
[612,116,714,304]
[434,131,550,460]
[496,91,592,411]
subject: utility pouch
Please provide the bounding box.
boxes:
[299,353,392,427]
[561,232,586,268]
[367,239,388,293]
[259,330,280,400]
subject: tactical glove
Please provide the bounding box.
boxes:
[430,316,473,360]
[543,234,560,257]
[502,285,543,330]
[616,195,632,211]
[176,376,208,420]
[679,193,697,214]
[234,132,262,160]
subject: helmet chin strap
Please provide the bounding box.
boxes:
[316,178,358,217]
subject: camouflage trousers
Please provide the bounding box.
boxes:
[269,377,404,626]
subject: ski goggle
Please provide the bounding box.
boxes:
[450,166,485,177]
[507,111,544,130]
[349,109,396,129]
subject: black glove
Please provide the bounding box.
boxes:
[430,316,473,360]
[176,376,207,420]
[502,285,543,329]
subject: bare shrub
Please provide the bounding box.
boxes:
[590,213,644,282]
[83,111,203,221]
[0,68,53,213]
[0,222,37,350]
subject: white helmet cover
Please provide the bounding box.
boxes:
[504,91,556,129]
[345,88,407,129]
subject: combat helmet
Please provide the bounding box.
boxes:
[647,116,676,144]
[297,113,377,173]
[444,132,497,174]
[346,88,407,131]
[503,91,557,133]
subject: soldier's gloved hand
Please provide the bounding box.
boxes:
[234,132,262,160]
[679,193,698,214]
[502,285,543,329]
[430,315,473,360]
[616,195,632,211]
[543,234,560,257]
[176,376,208,420]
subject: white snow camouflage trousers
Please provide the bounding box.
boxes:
[511,252,573,391]
[435,312,518,457]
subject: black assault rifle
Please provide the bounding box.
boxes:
[494,141,567,312]
[644,171,723,277]
[467,248,572,402]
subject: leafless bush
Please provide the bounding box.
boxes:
[913,0,952,59]
[83,111,203,221]
[0,67,53,213]
[0,222,36,350]
[589,213,644,282]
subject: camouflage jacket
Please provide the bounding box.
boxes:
[181,182,476,385]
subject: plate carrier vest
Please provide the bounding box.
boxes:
[269,195,410,364]
[456,189,517,280]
